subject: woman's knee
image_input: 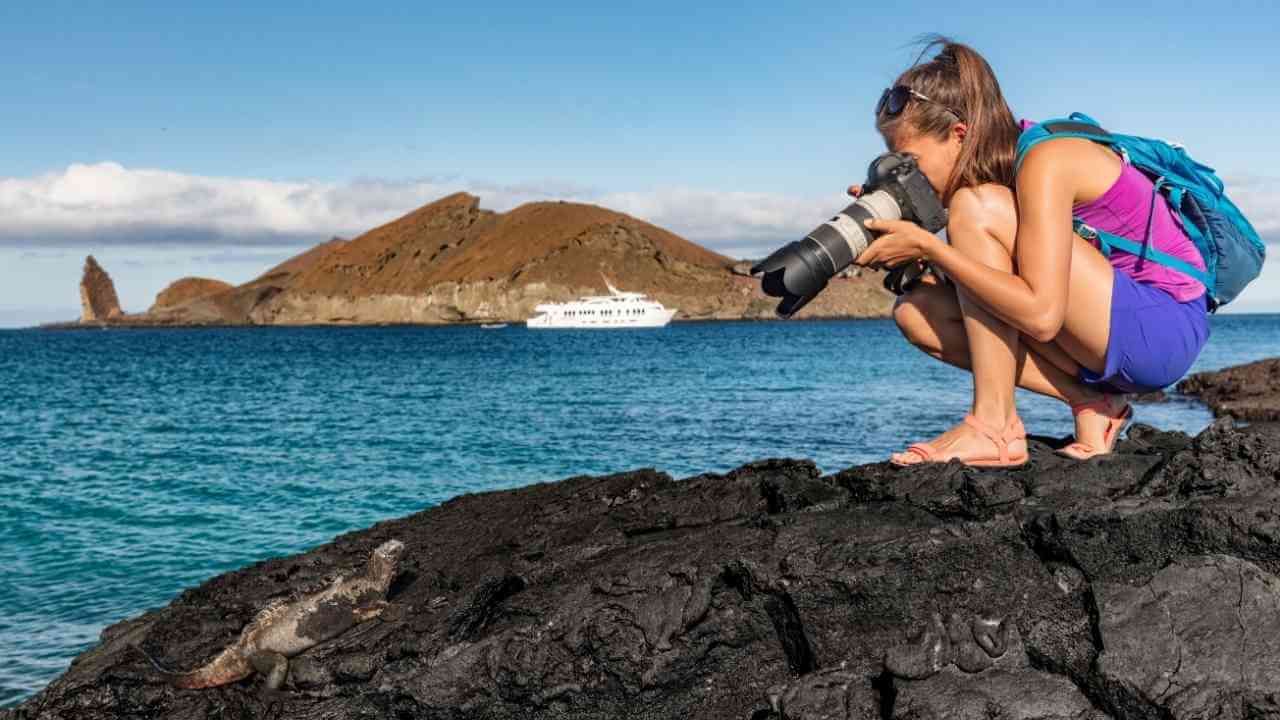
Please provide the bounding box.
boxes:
[893,293,922,336]
[946,185,1018,265]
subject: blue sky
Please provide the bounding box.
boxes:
[2,0,1277,325]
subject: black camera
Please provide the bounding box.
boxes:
[752,152,948,317]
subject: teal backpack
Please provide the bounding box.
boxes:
[1015,113,1265,310]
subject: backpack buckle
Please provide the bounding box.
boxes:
[1073,221,1098,241]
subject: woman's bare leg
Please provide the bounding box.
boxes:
[890,216,1041,463]
[987,228,1129,453]
[893,234,1126,455]
[955,217,1022,433]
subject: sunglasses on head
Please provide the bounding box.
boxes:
[876,85,965,123]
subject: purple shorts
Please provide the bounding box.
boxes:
[1078,269,1210,394]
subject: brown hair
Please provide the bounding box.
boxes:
[876,37,1021,203]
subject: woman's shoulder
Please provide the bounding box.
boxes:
[1018,135,1118,178]
[1017,134,1123,201]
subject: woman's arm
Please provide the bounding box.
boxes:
[860,140,1094,342]
[928,144,1075,341]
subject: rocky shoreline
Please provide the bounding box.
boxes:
[52,274,893,329]
[7,361,1280,720]
[38,314,887,331]
[1178,358,1280,422]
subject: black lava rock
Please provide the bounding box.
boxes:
[9,421,1280,719]
[1179,357,1280,422]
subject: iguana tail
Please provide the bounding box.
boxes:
[131,643,253,689]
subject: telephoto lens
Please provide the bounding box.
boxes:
[751,184,903,317]
[752,152,946,317]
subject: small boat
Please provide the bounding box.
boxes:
[480,323,508,329]
[526,279,677,329]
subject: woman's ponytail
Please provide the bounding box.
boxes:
[876,37,1021,202]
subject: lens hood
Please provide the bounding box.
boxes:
[751,239,832,317]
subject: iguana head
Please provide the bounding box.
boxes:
[367,539,405,586]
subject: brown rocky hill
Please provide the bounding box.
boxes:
[148,277,233,312]
[257,193,892,324]
[105,193,894,325]
[291,193,730,292]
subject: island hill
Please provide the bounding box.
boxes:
[75,193,894,327]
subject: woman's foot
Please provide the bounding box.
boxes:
[1058,394,1132,460]
[891,413,1028,468]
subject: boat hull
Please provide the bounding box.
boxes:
[527,308,676,329]
[525,281,677,329]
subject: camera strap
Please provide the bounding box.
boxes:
[883,261,932,296]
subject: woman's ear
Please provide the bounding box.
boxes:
[953,122,968,144]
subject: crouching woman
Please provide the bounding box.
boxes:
[852,39,1210,466]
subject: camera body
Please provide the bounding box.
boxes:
[752,152,948,317]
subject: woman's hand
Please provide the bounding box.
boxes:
[854,219,940,269]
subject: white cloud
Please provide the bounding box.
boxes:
[0,162,844,258]
[0,162,576,248]
[0,162,1273,263]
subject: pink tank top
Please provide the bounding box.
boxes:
[1021,120,1207,303]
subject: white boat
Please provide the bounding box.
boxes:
[526,279,677,329]
[480,323,508,329]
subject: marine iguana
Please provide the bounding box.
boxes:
[136,538,405,690]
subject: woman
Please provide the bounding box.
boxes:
[851,39,1210,465]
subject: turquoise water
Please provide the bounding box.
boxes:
[4,316,1280,706]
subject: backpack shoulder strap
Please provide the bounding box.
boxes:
[1016,113,1117,174]
[1075,221,1211,286]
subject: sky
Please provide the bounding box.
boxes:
[1,0,1278,326]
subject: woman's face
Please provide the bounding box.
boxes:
[888,125,964,201]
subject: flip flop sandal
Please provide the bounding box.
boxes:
[1056,397,1133,460]
[891,414,1029,468]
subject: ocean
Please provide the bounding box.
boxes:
[4,315,1280,706]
